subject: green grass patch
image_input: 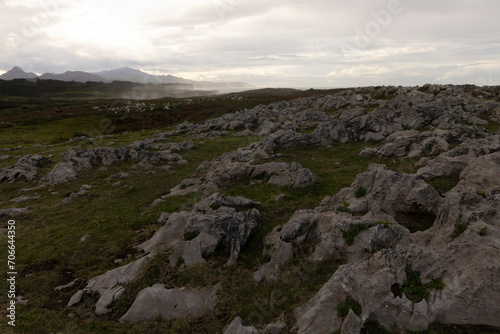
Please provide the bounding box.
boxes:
[355,186,367,198]
[477,189,488,198]
[364,104,379,113]
[183,230,200,241]
[478,227,489,236]
[402,268,445,303]
[483,121,500,134]
[451,222,469,238]
[427,172,461,195]
[335,201,352,213]
[337,296,362,317]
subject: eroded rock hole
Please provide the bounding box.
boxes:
[391,283,403,298]
[394,212,437,233]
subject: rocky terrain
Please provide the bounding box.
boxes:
[1,84,499,333]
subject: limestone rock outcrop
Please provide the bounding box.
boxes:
[41,147,186,186]
[0,154,46,183]
[164,152,317,199]
[254,164,438,284]
[289,152,500,333]
[139,193,260,266]
[74,257,149,315]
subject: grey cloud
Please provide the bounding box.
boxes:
[1,0,499,87]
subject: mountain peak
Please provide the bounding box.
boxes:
[0,66,38,80]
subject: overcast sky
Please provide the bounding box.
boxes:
[1,0,499,88]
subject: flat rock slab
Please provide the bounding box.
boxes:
[120,284,219,322]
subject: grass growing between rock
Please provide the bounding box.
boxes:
[337,296,362,317]
[402,268,445,303]
[427,172,461,195]
[451,222,469,238]
[342,221,389,246]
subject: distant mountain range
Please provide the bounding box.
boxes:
[0,66,252,92]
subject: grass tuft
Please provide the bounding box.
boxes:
[451,222,469,238]
[337,296,362,317]
[355,186,367,198]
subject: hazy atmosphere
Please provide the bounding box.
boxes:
[1,0,500,87]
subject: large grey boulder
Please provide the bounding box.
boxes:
[120,284,219,322]
[73,257,149,315]
[139,193,260,266]
[360,130,453,158]
[318,164,442,217]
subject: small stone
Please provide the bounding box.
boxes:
[80,233,91,242]
[16,296,28,305]
[67,290,83,307]
[224,317,259,334]
[274,194,286,202]
[76,190,88,197]
[55,279,78,291]
[157,212,170,223]
[150,198,164,207]
[264,320,287,334]
[114,259,123,264]
[112,181,122,187]
[119,172,129,179]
